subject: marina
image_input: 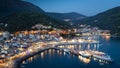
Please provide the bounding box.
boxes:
[57,48,112,62]
[21,37,120,68]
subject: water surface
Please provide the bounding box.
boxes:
[21,37,120,68]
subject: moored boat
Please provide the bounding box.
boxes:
[70,50,79,55]
[93,53,112,62]
[79,51,92,58]
[63,49,70,54]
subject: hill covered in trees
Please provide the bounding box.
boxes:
[76,6,120,36]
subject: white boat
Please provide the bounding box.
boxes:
[89,50,105,55]
[93,54,112,62]
[71,50,79,55]
[88,50,112,62]
[63,49,70,53]
[79,51,92,57]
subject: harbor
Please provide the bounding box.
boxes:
[56,47,112,63]
[0,24,116,68]
[21,36,120,68]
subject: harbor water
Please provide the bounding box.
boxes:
[20,36,120,68]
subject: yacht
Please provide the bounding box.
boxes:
[79,51,92,58]
[63,49,70,53]
[93,54,112,62]
[71,50,79,55]
[89,50,112,62]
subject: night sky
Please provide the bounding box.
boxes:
[25,0,120,16]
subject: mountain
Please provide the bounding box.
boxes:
[0,0,45,17]
[0,0,70,32]
[76,6,120,36]
[47,12,86,23]
[0,12,70,32]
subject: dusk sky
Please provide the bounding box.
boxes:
[26,0,120,16]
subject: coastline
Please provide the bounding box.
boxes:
[15,47,54,68]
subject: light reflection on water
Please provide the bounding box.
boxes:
[20,36,120,68]
[78,56,90,64]
[21,49,111,68]
[102,35,111,41]
[40,52,44,59]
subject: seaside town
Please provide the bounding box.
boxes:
[1,0,120,68]
[0,24,111,68]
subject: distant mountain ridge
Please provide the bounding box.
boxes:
[47,12,86,23]
[76,6,120,35]
[1,0,120,36]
